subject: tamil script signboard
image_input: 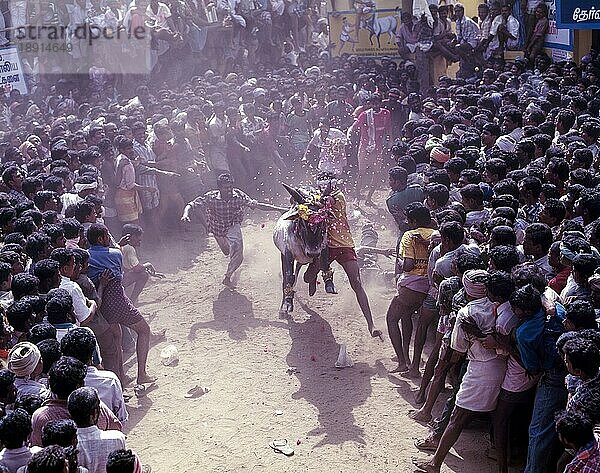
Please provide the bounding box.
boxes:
[0,47,27,95]
[544,0,573,59]
[556,0,600,29]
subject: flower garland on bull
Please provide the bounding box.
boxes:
[295,192,335,225]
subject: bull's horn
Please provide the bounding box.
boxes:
[282,183,306,204]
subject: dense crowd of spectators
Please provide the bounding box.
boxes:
[0,0,594,472]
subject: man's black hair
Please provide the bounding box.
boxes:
[13,216,36,237]
[67,386,100,427]
[565,300,599,330]
[49,248,74,269]
[542,198,566,224]
[493,179,519,200]
[439,221,464,245]
[42,210,59,225]
[388,166,407,182]
[20,210,43,228]
[444,157,468,176]
[405,202,432,227]
[40,224,64,247]
[511,262,547,292]
[37,338,61,375]
[490,225,516,246]
[425,183,449,207]
[0,207,16,228]
[22,177,43,197]
[485,158,507,181]
[556,108,576,130]
[3,232,25,246]
[546,157,570,182]
[60,328,96,364]
[570,168,593,188]
[61,218,83,240]
[563,337,600,378]
[45,290,73,325]
[489,245,520,272]
[509,284,542,313]
[25,232,50,260]
[0,261,11,286]
[28,445,69,473]
[491,207,516,222]
[525,223,554,253]
[0,369,15,402]
[86,223,108,246]
[396,156,416,174]
[107,449,137,473]
[122,223,143,237]
[14,393,44,416]
[74,201,96,223]
[0,408,31,448]
[6,299,34,332]
[48,356,86,399]
[455,251,485,273]
[42,176,64,193]
[460,184,484,204]
[2,166,21,187]
[555,410,594,450]
[28,323,57,344]
[459,168,481,185]
[572,148,594,168]
[41,419,78,448]
[572,253,600,279]
[428,169,451,189]
[33,191,59,212]
[33,258,60,284]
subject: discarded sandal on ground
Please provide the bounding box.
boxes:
[185,385,210,398]
[269,439,294,456]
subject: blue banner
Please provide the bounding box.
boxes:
[557,0,600,29]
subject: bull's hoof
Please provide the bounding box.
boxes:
[280,299,294,316]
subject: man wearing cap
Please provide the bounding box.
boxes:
[8,342,50,399]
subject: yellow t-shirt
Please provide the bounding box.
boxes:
[400,228,435,277]
[327,191,355,248]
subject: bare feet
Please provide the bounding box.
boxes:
[412,458,440,473]
[137,373,158,384]
[414,391,426,405]
[414,436,439,452]
[150,329,166,344]
[389,364,409,373]
[409,409,432,423]
[401,367,421,379]
[222,275,235,287]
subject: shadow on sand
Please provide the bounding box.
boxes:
[188,287,287,341]
[285,301,376,447]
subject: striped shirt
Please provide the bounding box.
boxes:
[456,16,481,48]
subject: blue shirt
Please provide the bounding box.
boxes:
[515,309,546,374]
[87,245,123,282]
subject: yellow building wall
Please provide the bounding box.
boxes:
[327,0,481,18]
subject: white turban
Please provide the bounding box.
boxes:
[462,270,489,299]
[8,342,42,378]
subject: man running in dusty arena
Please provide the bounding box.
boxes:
[181,173,287,286]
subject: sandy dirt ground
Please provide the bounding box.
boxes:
[123,205,509,473]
